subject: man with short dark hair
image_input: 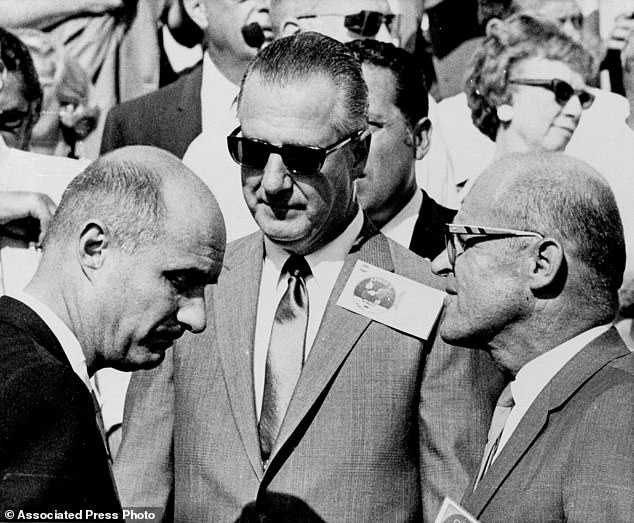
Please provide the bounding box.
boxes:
[346,39,455,260]
[432,152,634,521]
[116,32,501,522]
[0,145,225,511]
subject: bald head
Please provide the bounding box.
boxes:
[466,152,624,307]
[45,145,225,254]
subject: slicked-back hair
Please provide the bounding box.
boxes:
[345,39,428,128]
[0,27,42,114]
[466,13,595,141]
[488,153,624,314]
[238,32,368,136]
[44,155,167,254]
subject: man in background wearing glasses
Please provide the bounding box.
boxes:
[115,32,502,522]
[432,152,634,521]
[270,0,398,45]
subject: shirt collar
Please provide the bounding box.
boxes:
[510,324,611,411]
[200,52,239,130]
[9,290,92,392]
[0,135,10,166]
[380,189,422,246]
[264,207,364,286]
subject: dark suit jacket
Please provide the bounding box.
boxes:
[100,62,203,158]
[115,223,503,522]
[462,327,634,522]
[409,189,456,261]
[0,296,121,513]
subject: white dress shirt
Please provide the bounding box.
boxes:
[380,189,422,249]
[253,209,364,419]
[8,290,93,395]
[494,324,611,461]
[183,54,258,242]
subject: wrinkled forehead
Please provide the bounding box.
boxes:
[515,0,582,20]
[299,0,392,16]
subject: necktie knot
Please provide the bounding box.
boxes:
[284,255,311,279]
[497,383,515,408]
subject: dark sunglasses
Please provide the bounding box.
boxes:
[509,78,595,109]
[344,10,395,37]
[0,109,31,131]
[297,11,395,37]
[227,127,365,176]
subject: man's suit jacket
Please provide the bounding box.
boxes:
[409,189,456,261]
[462,327,634,522]
[115,225,503,522]
[100,62,203,159]
[0,296,121,512]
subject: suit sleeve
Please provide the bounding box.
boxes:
[418,316,504,522]
[564,378,634,521]
[114,349,175,520]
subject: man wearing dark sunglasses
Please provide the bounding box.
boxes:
[432,151,634,522]
[271,0,398,44]
[116,32,502,523]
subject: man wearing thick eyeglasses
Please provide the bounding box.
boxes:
[432,152,634,522]
[116,32,502,522]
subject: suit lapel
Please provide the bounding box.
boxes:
[214,233,266,478]
[270,221,392,461]
[463,327,629,516]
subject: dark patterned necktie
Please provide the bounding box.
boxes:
[259,255,311,463]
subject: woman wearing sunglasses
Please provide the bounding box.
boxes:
[465,13,594,161]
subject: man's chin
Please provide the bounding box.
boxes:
[113,350,167,372]
[439,324,486,349]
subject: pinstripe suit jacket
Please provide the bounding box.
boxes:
[462,327,634,522]
[115,225,502,522]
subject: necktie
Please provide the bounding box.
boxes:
[92,390,112,462]
[259,255,311,463]
[474,383,514,489]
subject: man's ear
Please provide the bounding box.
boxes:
[78,221,110,277]
[279,18,301,38]
[528,237,566,292]
[485,17,503,36]
[413,117,432,160]
[350,131,372,180]
[182,0,208,31]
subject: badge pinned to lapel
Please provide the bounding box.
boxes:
[336,260,445,340]
[434,497,481,523]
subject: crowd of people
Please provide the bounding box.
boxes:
[1,0,634,522]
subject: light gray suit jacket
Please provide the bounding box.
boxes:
[462,327,634,522]
[115,226,502,522]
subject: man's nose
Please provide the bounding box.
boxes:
[261,154,293,194]
[431,248,452,276]
[177,293,207,334]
